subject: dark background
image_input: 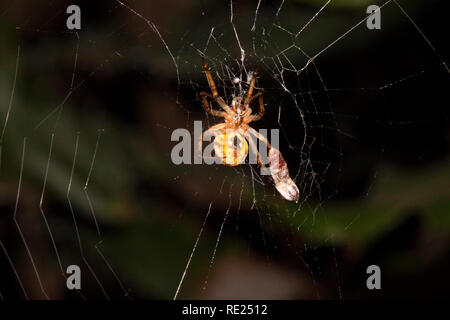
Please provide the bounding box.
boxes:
[0,0,448,299]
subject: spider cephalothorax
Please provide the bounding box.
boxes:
[199,58,299,202]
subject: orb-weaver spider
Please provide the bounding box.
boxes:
[199,58,299,202]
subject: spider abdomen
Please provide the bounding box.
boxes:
[214,130,248,166]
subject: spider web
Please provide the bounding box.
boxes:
[0,0,448,299]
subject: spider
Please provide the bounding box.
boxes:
[199,58,299,202]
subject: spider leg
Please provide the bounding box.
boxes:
[202,59,233,114]
[202,58,219,98]
[243,130,266,168]
[245,126,271,149]
[243,67,259,107]
[244,125,273,167]
[246,92,264,122]
[216,97,233,113]
[200,91,226,117]
[244,126,273,168]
